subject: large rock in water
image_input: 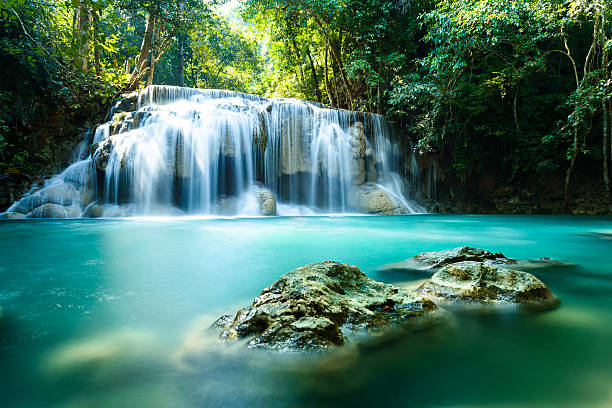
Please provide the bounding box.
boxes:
[379,246,572,274]
[253,185,277,216]
[379,246,517,273]
[348,183,409,214]
[213,261,439,351]
[417,261,558,306]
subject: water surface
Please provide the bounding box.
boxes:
[1,215,611,407]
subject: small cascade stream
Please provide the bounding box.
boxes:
[4,86,425,218]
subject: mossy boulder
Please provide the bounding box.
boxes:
[213,261,439,351]
[417,261,558,307]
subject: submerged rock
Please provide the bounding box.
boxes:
[379,246,517,273]
[380,247,573,275]
[0,212,26,219]
[581,232,612,240]
[44,329,158,376]
[513,257,575,271]
[214,261,439,351]
[417,261,558,307]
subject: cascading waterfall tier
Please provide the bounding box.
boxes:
[3,86,425,218]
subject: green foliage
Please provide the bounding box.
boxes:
[1,0,611,196]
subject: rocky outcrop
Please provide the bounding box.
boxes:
[417,261,558,306]
[379,246,517,273]
[213,261,439,351]
[348,183,409,214]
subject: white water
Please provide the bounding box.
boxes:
[5,86,426,218]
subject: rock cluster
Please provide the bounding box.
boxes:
[213,261,438,351]
[211,249,559,352]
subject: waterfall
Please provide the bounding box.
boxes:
[3,86,426,218]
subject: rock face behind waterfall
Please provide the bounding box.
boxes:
[213,261,439,351]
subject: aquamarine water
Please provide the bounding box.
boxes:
[0,215,611,407]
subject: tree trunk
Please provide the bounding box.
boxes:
[92,11,101,77]
[513,89,520,133]
[561,34,581,210]
[178,33,185,87]
[305,47,321,103]
[563,128,579,209]
[324,47,334,107]
[310,15,353,109]
[147,32,175,87]
[74,1,92,72]
[331,57,342,108]
[127,13,156,90]
[147,50,156,87]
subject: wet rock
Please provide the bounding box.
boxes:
[214,196,239,215]
[109,111,133,136]
[513,257,575,271]
[28,203,81,218]
[349,183,408,214]
[112,91,139,115]
[417,261,558,307]
[0,212,26,219]
[350,122,366,185]
[214,261,439,351]
[131,111,151,129]
[9,182,84,218]
[93,138,113,172]
[83,203,105,218]
[379,246,516,273]
[253,185,277,216]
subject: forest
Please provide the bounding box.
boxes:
[0,0,611,212]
